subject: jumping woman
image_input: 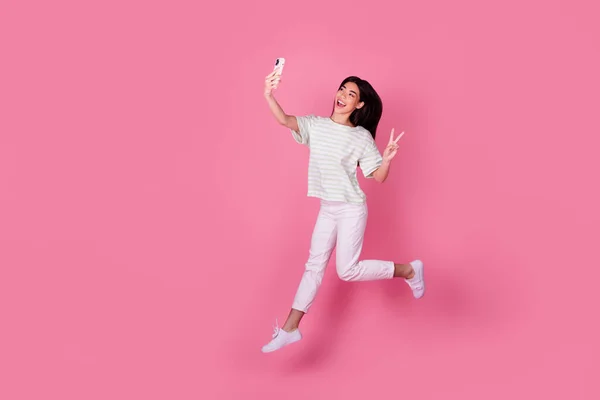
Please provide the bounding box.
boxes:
[261,68,425,353]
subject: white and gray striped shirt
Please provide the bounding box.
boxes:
[291,115,383,204]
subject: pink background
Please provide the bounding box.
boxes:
[1,0,599,399]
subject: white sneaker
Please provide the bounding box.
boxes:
[261,320,302,353]
[405,260,425,299]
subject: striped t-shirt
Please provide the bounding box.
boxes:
[290,115,383,204]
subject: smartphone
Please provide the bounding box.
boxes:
[274,57,285,74]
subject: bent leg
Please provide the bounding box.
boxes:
[335,203,394,282]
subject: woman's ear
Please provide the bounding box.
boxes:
[356,101,365,110]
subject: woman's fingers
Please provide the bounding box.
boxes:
[265,70,279,79]
[265,74,282,91]
[266,75,281,84]
[265,70,282,81]
[385,143,399,157]
[388,128,405,144]
[393,131,405,143]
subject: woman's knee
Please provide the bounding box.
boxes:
[336,262,358,281]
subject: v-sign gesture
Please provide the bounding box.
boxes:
[382,128,405,163]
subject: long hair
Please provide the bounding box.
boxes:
[337,76,383,139]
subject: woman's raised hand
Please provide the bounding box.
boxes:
[382,128,405,162]
[264,70,281,96]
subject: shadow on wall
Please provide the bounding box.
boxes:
[382,246,520,329]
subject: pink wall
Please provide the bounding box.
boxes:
[1,0,599,398]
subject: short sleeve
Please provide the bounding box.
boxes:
[359,137,383,178]
[290,115,317,146]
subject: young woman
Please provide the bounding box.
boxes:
[261,69,425,353]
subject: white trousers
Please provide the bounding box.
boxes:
[292,200,395,313]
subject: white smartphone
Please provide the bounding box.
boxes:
[274,57,285,74]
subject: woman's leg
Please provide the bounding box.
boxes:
[281,263,415,328]
[394,263,415,278]
[334,202,425,297]
[334,202,395,281]
[285,204,337,329]
[281,309,305,332]
[262,203,338,353]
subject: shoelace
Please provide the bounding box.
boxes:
[271,319,280,338]
[407,276,423,290]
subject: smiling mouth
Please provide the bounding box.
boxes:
[336,100,346,107]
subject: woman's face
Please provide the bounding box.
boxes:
[334,81,364,114]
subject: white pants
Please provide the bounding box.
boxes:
[292,200,395,313]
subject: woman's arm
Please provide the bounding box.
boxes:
[372,160,392,183]
[372,129,404,183]
[264,93,299,131]
[264,71,299,131]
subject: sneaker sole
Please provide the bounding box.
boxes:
[261,334,302,353]
[412,260,425,299]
